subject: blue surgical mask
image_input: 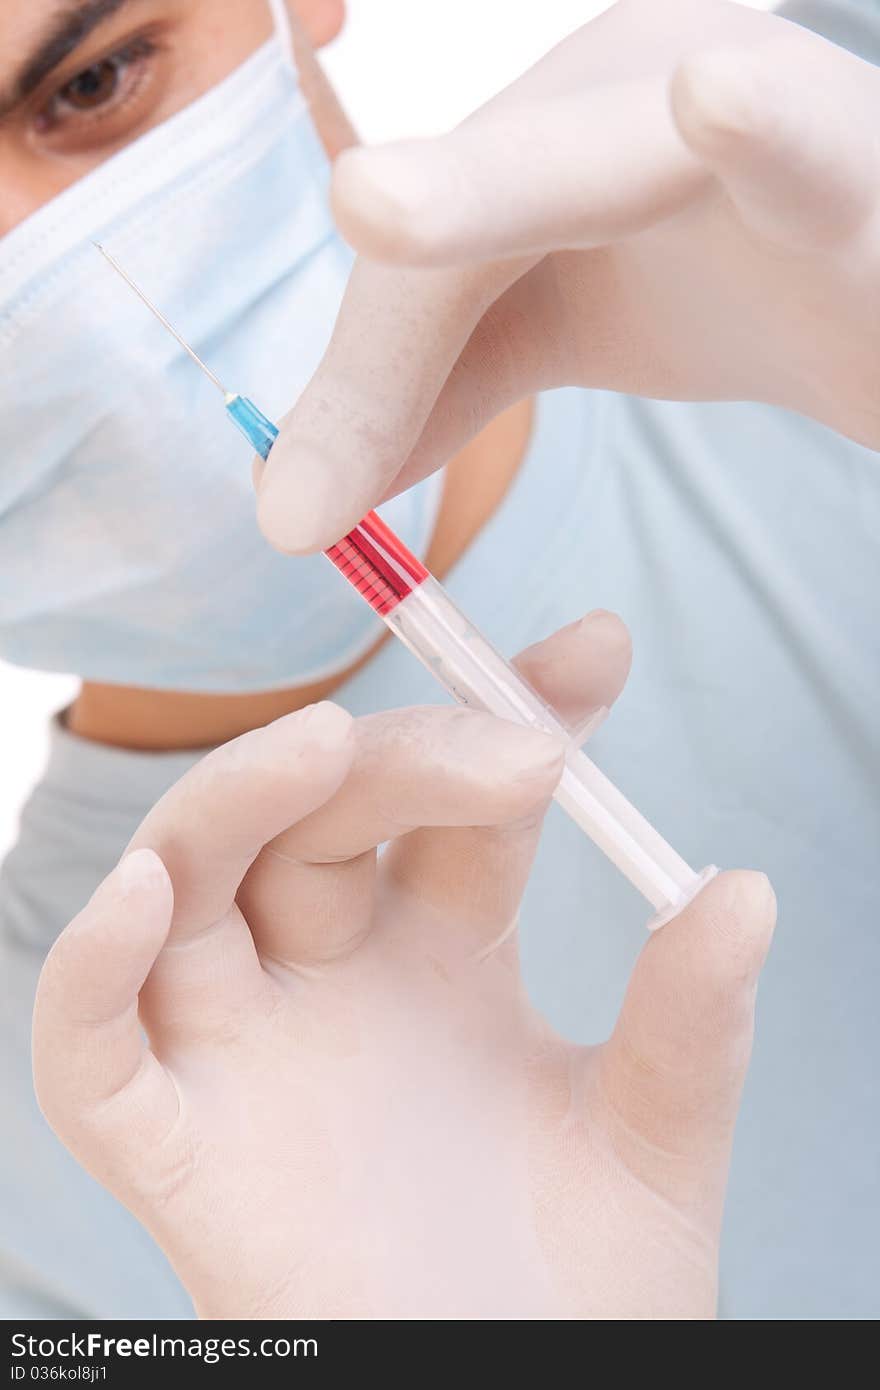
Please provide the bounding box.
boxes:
[0,23,441,692]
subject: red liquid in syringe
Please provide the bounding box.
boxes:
[326,510,429,615]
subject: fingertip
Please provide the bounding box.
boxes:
[381,706,566,827]
[670,48,768,158]
[698,867,776,929]
[267,701,357,792]
[117,847,171,896]
[472,715,566,819]
[247,700,355,768]
[577,609,633,676]
[332,144,447,266]
[297,700,356,753]
[256,446,348,556]
[68,847,173,935]
[673,867,777,986]
[255,473,298,554]
[515,609,633,723]
[510,724,567,787]
[714,867,777,941]
[331,147,411,259]
[35,850,175,1043]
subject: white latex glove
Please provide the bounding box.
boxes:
[256,0,880,553]
[33,613,775,1321]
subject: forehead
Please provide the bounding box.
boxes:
[4,1,127,48]
[0,2,261,96]
[2,3,133,74]
[0,1,210,62]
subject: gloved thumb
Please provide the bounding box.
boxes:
[33,848,180,1187]
[597,870,776,1208]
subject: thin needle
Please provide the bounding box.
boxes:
[93,242,229,397]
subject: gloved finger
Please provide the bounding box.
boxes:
[380,258,571,497]
[596,870,776,1217]
[255,255,533,554]
[331,80,702,268]
[513,609,632,729]
[241,611,631,964]
[327,0,782,269]
[383,612,632,948]
[239,708,565,968]
[671,34,878,251]
[33,849,179,1188]
[378,253,619,500]
[126,703,354,1039]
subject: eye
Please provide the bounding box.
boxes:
[34,36,159,137]
[62,58,124,112]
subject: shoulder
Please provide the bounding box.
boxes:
[776,0,880,65]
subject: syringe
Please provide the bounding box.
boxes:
[96,244,716,927]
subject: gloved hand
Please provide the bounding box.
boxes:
[256,0,880,553]
[33,612,775,1320]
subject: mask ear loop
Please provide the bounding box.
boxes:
[266,0,297,71]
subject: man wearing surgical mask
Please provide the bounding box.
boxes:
[0,0,531,733]
[0,0,878,1321]
[0,0,535,1320]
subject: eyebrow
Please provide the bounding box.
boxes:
[0,0,142,118]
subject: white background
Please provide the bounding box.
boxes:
[0,0,775,860]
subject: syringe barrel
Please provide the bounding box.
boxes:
[224,393,712,921]
[385,577,711,919]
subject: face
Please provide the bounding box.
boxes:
[0,0,345,237]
